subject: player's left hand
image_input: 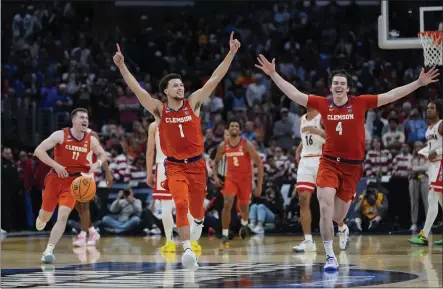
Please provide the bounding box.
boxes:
[88,162,101,174]
[253,186,262,198]
[105,172,113,188]
[302,126,319,135]
[229,31,241,54]
[428,151,437,161]
[418,67,440,86]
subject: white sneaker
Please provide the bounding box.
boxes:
[410,224,418,232]
[36,217,47,231]
[190,220,204,241]
[1,228,7,234]
[293,240,317,253]
[87,231,101,246]
[41,250,55,264]
[338,224,349,250]
[73,234,87,247]
[182,249,199,271]
[324,255,339,271]
[248,223,256,231]
[150,227,162,235]
[251,225,264,234]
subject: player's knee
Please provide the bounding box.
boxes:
[299,193,311,208]
[223,198,234,209]
[175,198,189,215]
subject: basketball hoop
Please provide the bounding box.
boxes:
[418,31,443,67]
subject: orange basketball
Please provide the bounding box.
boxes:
[71,176,96,202]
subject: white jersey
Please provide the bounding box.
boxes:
[426,119,442,162]
[300,113,324,158]
[155,127,166,164]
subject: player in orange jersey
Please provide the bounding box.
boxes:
[33,108,108,263]
[72,128,113,247]
[256,54,439,270]
[114,32,240,270]
[213,119,263,249]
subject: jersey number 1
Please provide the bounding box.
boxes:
[336,122,343,135]
[178,124,185,138]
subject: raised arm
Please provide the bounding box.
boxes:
[255,54,308,107]
[189,32,241,111]
[113,44,163,120]
[377,68,439,107]
[245,140,264,197]
[34,130,68,178]
[146,122,157,188]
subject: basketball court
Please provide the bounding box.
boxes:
[1,235,442,288]
[1,1,442,288]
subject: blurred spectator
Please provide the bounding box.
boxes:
[1,147,20,232]
[404,108,427,144]
[364,137,392,177]
[351,182,388,232]
[245,73,267,106]
[273,108,294,150]
[130,156,147,184]
[109,143,130,183]
[117,86,141,132]
[249,182,283,234]
[241,121,257,141]
[409,141,429,232]
[382,117,405,154]
[102,189,142,234]
[391,143,412,177]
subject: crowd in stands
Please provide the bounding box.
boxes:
[2,1,441,236]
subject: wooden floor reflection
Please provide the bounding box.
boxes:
[1,234,442,288]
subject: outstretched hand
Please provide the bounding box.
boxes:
[418,67,439,86]
[229,31,241,53]
[255,54,276,75]
[113,43,125,68]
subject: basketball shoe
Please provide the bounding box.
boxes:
[220,236,230,249]
[36,217,47,231]
[338,224,349,250]
[239,225,249,240]
[73,232,87,247]
[182,249,199,271]
[161,241,177,253]
[191,241,202,252]
[324,255,339,271]
[87,229,100,246]
[408,230,429,246]
[434,239,442,246]
[41,245,55,264]
[292,240,317,253]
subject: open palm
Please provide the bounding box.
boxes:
[255,54,276,75]
[418,67,440,86]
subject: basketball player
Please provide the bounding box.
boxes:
[212,119,264,249]
[72,129,113,247]
[34,108,107,263]
[409,100,443,246]
[114,32,240,270]
[146,122,202,253]
[255,54,439,270]
[292,108,325,253]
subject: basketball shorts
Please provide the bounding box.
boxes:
[316,157,363,202]
[164,157,207,226]
[222,174,252,205]
[296,156,320,193]
[429,160,443,193]
[153,162,172,200]
[42,173,77,212]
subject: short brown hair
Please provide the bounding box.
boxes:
[71,108,88,119]
[158,73,182,95]
[329,69,352,88]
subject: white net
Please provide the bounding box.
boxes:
[418,31,443,67]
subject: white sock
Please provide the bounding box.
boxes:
[161,200,174,242]
[88,226,96,234]
[305,234,313,242]
[190,218,203,242]
[241,219,248,226]
[79,231,87,237]
[323,240,335,258]
[222,229,229,237]
[46,244,55,253]
[182,240,191,251]
[423,190,439,238]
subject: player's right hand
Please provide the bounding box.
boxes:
[255,54,276,75]
[54,164,68,178]
[214,177,223,188]
[146,174,154,188]
[113,43,125,68]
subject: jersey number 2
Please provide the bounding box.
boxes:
[233,156,239,166]
[72,151,80,160]
[178,124,185,138]
[336,122,343,135]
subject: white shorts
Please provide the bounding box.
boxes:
[153,162,172,200]
[428,160,443,193]
[296,156,320,193]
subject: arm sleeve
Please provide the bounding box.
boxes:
[307,95,327,112]
[359,94,379,109]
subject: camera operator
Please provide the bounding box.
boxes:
[351,182,388,232]
[249,181,283,234]
[102,188,142,234]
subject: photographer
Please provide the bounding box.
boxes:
[102,188,142,234]
[249,182,283,234]
[351,182,388,232]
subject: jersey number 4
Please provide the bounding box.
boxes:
[336,122,343,135]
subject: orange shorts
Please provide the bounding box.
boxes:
[42,173,77,212]
[222,175,252,205]
[163,158,207,227]
[316,157,363,202]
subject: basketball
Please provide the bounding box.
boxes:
[71,176,96,202]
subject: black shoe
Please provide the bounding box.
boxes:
[239,225,249,240]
